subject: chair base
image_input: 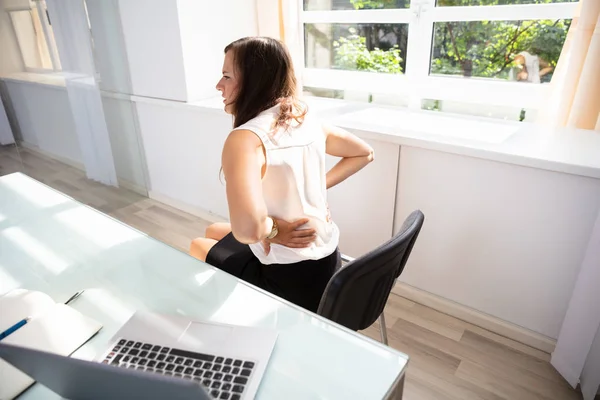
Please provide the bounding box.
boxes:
[379,313,388,345]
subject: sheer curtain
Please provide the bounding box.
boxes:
[551,205,600,399]
[538,0,600,131]
[256,0,303,91]
[46,0,118,186]
[543,1,600,397]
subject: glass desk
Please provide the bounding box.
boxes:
[0,173,408,399]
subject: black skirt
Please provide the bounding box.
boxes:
[206,232,340,313]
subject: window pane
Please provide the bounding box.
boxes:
[305,23,408,74]
[304,0,409,11]
[430,19,570,83]
[437,0,577,6]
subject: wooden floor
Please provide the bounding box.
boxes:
[1,144,583,400]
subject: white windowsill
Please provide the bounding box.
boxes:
[0,72,99,89]
[188,95,600,180]
[0,72,133,101]
[1,72,67,88]
[3,72,599,180]
[334,107,600,180]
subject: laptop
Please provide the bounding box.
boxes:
[0,310,278,400]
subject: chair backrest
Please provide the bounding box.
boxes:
[317,210,425,331]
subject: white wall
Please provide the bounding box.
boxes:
[396,146,600,338]
[118,0,258,102]
[177,0,258,101]
[0,0,26,74]
[118,0,188,101]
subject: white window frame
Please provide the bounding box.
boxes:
[8,0,61,73]
[300,1,578,110]
[34,0,61,71]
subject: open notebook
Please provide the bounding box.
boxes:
[0,289,103,399]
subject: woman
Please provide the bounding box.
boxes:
[514,51,554,84]
[190,37,374,312]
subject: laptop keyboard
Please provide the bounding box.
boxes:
[102,338,256,400]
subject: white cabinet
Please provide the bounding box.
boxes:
[395,145,600,339]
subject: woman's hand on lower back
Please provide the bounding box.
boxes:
[262,217,316,255]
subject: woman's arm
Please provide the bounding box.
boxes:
[222,129,272,244]
[323,124,374,189]
[222,129,317,245]
[539,58,554,78]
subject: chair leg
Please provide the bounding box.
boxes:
[379,313,388,345]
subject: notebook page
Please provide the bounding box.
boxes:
[0,303,103,399]
[0,289,55,332]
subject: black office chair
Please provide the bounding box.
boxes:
[317,210,425,345]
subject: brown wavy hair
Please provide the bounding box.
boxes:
[224,37,307,129]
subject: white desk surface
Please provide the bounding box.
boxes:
[0,173,408,399]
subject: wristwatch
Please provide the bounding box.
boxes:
[266,217,279,239]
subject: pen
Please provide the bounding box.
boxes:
[64,290,85,305]
[0,316,31,341]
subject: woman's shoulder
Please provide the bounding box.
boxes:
[235,110,277,133]
[235,100,321,136]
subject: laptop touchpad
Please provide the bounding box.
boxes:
[178,322,233,348]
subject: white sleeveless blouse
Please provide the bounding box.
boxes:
[233,104,340,265]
